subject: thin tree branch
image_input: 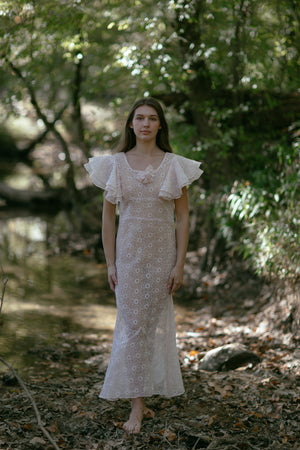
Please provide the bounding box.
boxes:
[22,102,70,157]
[5,57,77,193]
[0,277,8,314]
[0,357,60,450]
[0,277,60,449]
[72,55,89,157]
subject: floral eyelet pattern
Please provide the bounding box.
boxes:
[84,151,203,400]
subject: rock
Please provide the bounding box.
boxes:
[199,343,261,371]
[1,371,18,386]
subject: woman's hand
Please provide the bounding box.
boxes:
[107,265,118,292]
[167,265,184,295]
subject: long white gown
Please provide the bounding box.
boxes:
[84,151,203,400]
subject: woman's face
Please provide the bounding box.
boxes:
[130,105,161,142]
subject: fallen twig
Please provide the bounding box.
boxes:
[0,357,60,450]
[0,276,60,449]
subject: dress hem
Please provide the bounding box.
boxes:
[99,389,185,401]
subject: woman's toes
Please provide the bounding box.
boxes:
[123,419,141,434]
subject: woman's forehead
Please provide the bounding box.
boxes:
[134,105,158,116]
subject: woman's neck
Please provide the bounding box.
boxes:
[131,142,162,156]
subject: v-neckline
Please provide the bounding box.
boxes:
[123,152,167,172]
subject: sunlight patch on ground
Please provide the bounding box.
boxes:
[2,298,117,331]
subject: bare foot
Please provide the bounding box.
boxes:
[123,398,155,434]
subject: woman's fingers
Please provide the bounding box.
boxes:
[167,273,181,294]
[170,281,181,294]
[109,277,115,292]
[108,266,118,292]
[167,273,173,293]
[109,276,117,292]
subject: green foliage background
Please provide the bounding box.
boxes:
[0,0,299,282]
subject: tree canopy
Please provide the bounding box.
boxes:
[0,0,299,282]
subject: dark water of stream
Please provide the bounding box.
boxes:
[0,215,117,369]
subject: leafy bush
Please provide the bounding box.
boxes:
[215,125,300,281]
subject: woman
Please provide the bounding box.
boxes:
[84,97,203,434]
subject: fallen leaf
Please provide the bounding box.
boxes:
[30,437,46,446]
[208,415,215,426]
[158,428,177,441]
[113,420,123,429]
[234,420,247,429]
[22,423,34,430]
[46,422,59,433]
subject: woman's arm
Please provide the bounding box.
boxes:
[102,197,118,292]
[167,187,189,294]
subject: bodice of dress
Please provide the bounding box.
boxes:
[117,152,176,229]
[84,151,203,206]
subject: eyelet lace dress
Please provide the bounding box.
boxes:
[84,152,203,400]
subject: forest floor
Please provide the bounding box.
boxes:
[0,257,299,450]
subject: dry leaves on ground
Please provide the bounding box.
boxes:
[1,258,299,449]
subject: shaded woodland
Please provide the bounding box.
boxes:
[0,1,299,449]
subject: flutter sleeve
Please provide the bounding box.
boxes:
[159,154,203,200]
[84,155,122,204]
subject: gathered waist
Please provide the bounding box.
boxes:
[119,216,172,223]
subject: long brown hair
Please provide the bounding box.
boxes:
[117,97,173,153]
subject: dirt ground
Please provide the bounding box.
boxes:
[1,258,299,450]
